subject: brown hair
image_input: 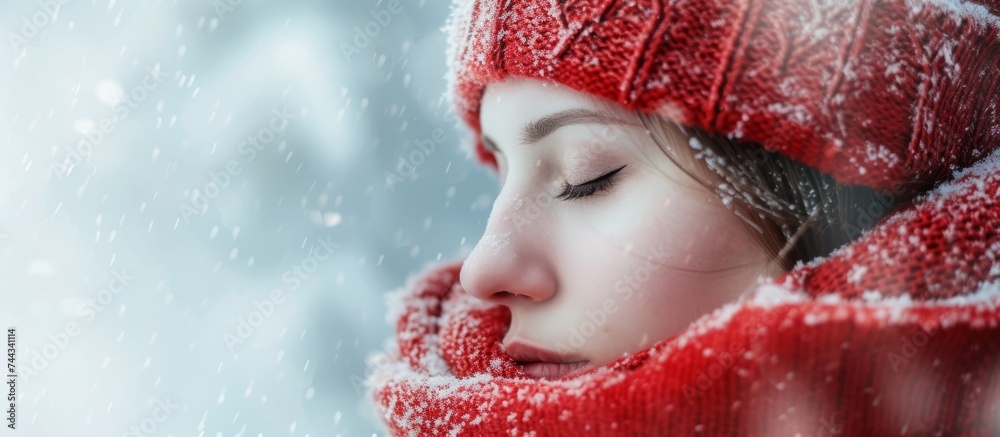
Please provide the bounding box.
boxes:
[636,112,915,271]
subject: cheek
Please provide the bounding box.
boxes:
[547,172,769,364]
[646,195,763,270]
[573,172,764,272]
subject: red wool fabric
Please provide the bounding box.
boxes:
[369,0,1000,435]
[450,0,1000,195]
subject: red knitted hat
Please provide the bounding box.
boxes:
[446,0,1000,193]
[368,1,1000,435]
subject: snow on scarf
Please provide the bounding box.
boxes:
[368,0,1000,435]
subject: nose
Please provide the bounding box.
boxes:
[459,192,557,304]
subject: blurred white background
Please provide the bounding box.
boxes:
[0,0,497,435]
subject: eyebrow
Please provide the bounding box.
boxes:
[482,108,632,153]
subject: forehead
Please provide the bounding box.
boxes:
[479,77,631,140]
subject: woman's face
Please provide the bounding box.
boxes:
[459,77,783,379]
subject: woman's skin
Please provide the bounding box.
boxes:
[458,77,785,379]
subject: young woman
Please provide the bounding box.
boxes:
[458,76,902,378]
[369,0,1000,434]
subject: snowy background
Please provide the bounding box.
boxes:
[0,0,497,435]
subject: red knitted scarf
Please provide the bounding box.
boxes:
[369,0,1000,434]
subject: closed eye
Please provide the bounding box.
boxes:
[556,165,626,201]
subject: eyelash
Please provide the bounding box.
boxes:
[556,165,627,201]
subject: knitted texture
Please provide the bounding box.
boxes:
[368,0,1000,434]
[447,0,1000,194]
[370,154,1000,435]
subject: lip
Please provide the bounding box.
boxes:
[503,340,592,380]
[518,361,592,379]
